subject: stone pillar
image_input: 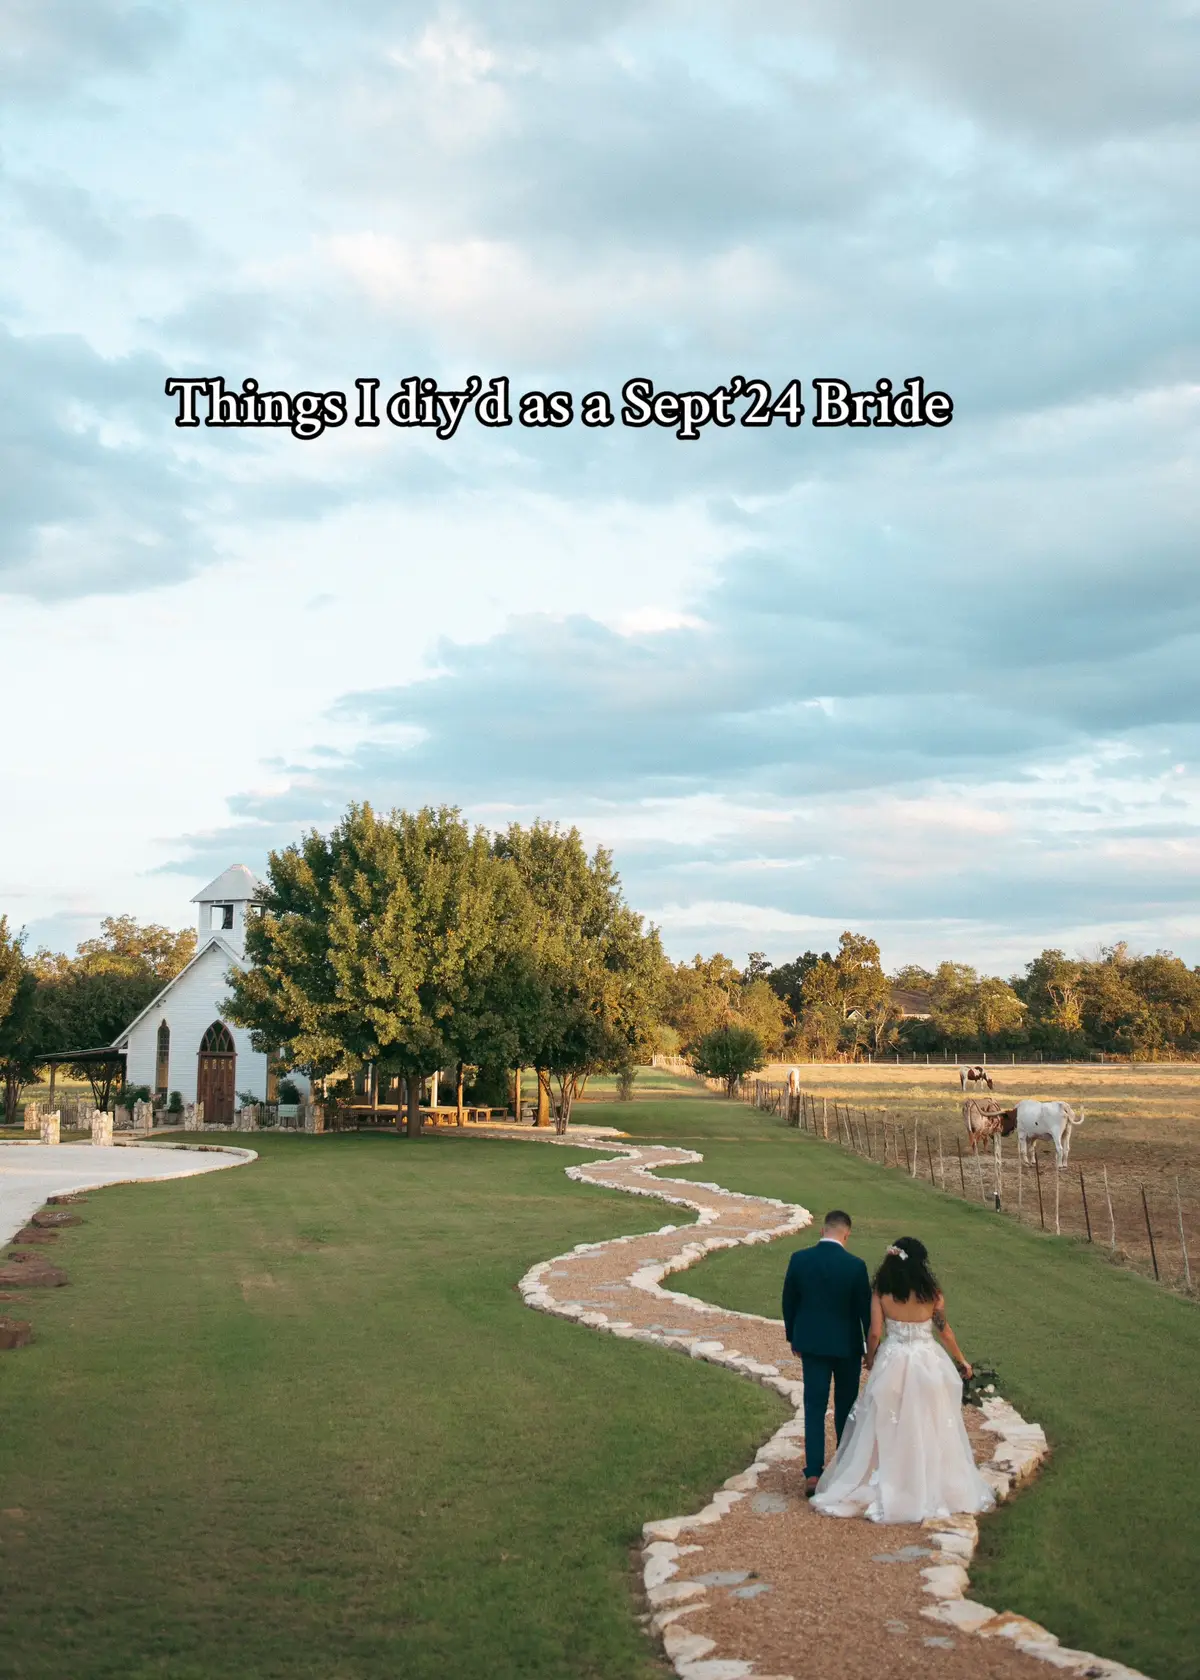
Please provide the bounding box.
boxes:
[91,1110,113,1146]
[302,1103,325,1134]
[39,1112,61,1146]
[24,1101,41,1135]
[235,1104,258,1132]
[133,1099,153,1134]
[183,1103,201,1131]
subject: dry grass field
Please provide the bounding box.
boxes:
[758,1061,1200,1292]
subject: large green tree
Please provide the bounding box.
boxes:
[796,931,892,1056]
[494,822,664,1132]
[660,954,791,1057]
[0,971,43,1125]
[692,1024,766,1096]
[226,804,515,1136]
[0,915,24,1026]
[0,921,38,1124]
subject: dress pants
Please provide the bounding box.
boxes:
[798,1352,862,1479]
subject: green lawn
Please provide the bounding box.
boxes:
[0,1129,782,1680]
[3,1093,1195,1680]
[611,1092,1200,1680]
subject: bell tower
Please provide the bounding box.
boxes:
[191,864,261,959]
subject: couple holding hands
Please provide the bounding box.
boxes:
[782,1209,995,1525]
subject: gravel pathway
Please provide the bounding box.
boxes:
[515,1132,1150,1680]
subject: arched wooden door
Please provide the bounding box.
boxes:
[197,1022,236,1126]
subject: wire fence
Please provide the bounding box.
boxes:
[738,1077,1196,1297]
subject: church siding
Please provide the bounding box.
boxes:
[120,942,268,1106]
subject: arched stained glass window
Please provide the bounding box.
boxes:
[199,1021,235,1055]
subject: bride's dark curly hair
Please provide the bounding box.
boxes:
[872,1236,940,1304]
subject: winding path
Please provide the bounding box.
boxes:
[517,1135,1148,1680]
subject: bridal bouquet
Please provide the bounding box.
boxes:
[961,1362,1000,1407]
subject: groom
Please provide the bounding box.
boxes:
[781,1209,872,1497]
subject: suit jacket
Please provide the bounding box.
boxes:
[782,1240,872,1360]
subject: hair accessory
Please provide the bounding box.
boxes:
[886,1245,908,1260]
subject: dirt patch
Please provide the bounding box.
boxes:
[0,1258,68,1288]
[0,1318,33,1350]
[31,1209,83,1229]
[240,1273,280,1298]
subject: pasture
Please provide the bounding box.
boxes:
[760,1060,1200,1289]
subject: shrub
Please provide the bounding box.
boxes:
[464,1064,511,1108]
[278,1078,301,1104]
[692,1025,766,1096]
[167,1090,184,1113]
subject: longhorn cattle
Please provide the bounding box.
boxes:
[959,1064,994,1092]
[1014,1100,1085,1169]
[963,1099,1017,1155]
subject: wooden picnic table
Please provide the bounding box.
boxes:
[334,1104,511,1131]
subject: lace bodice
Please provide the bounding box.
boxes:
[882,1317,935,1342]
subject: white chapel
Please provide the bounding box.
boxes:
[111,865,295,1125]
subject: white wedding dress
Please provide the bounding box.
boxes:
[810,1318,996,1525]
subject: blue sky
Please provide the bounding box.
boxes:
[2,1,1197,972]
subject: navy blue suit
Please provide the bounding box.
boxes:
[782,1238,872,1479]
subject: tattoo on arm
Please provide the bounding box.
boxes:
[932,1308,947,1332]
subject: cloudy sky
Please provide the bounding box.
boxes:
[2,0,1198,974]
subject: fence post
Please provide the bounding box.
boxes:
[1054,1168,1061,1236]
[822,1098,829,1140]
[911,1118,919,1179]
[937,1130,945,1191]
[926,1131,936,1185]
[1034,1152,1045,1229]
[994,1136,1003,1211]
[1141,1186,1159,1280]
[1079,1170,1093,1242]
[1103,1165,1115,1249]
[1177,1178,1192,1290]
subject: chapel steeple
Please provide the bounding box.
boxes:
[191,864,261,958]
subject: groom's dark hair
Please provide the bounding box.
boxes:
[822,1210,852,1232]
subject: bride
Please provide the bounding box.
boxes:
[810,1237,996,1525]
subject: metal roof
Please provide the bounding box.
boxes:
[191,864,262,904]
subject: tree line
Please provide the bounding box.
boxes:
[658,932,1200,1068]
[0,914,197,1122]
[5,814,1198,1129]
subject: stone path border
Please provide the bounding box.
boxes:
[515,1134,1151,1680]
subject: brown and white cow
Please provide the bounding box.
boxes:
[962,1098,1018,1155]
[959,1064,994,1093]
